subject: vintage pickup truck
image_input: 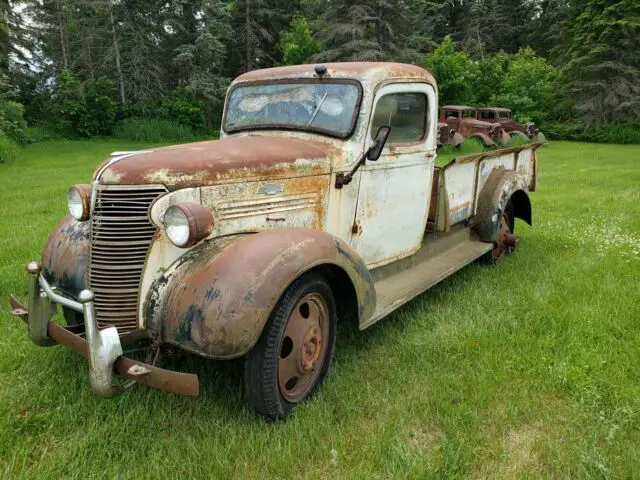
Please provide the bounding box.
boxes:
[10,62,543,420]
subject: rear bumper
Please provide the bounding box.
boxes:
[9,261,199,398]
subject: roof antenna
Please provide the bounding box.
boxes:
[314,64,327,76]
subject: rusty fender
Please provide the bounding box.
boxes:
[150,228,376,360]
[469,133,495,147]
[42,215,89,298]
[451,131,465,147]
[499,130,511,145]
[473,167,532,243]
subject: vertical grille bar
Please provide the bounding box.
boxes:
[90,185,167,331]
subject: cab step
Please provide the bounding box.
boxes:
[362,239,492,329]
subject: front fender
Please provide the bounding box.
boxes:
[469,133,495,147]
[451,132,465,147]
[42,215,90,298]
[150,228,375,359]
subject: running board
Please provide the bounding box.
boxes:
[361,240,492,330]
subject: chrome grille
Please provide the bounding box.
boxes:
[90,185,167,331]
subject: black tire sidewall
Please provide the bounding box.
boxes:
[244,272,337,420]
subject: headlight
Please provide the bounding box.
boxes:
[164,203,214,248]
[67,184,91,221]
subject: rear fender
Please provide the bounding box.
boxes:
[473,168,532,243]
[42,215,90,298]
[149,228,375,359]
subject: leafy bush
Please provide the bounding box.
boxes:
[488,48,557,124]
[0,100,27,143]
[48,72,118,137]
[113,118,198,143]
[543,122,640,144]
[160,88,207,132]
[50,70,85,136]
[279,15,322,65]
[425,36,479,106]
[0,133,20,163]
[473,52,510,105]
[78,77,118,137]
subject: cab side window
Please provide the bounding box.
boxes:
[480,111,495,120]
[371,92,427,144]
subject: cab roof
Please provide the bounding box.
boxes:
[233,62,436,86]
[442,105,476,111]
[478,107,512,113]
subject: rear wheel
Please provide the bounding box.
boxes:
[244,273,337,420]
[480,200,518,264]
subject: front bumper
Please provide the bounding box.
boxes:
[9,261,199,398]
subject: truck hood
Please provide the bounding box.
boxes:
[460,119,492,129]
[95,136,335,190]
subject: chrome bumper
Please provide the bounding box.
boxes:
[10,261,199,398]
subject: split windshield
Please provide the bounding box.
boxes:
[223,81,362,138]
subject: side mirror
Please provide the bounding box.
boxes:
[367,126,391,161]
[334,126,391,189]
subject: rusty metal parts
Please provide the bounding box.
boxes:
[149,228,375,359]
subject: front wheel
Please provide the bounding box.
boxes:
[244,272,337,420]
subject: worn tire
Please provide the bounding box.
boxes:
[244,272,337,420]
[479,200,516,265]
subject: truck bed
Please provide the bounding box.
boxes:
[430,142,543,233]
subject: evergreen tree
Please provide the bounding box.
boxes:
[555,0,640,125]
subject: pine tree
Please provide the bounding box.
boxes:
[555,0,640,125]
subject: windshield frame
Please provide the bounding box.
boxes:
[222,78,364,139]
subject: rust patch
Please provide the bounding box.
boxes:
[46,322,199,396]
[440,106,510,146]
[476,107,544,140]
[234,62,436,85]
[151,228,375,359]
[95,136,337,191]
[42,215,90,298]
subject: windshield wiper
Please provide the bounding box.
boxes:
[307,92,328,127]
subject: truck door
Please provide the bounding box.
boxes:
[350,82,437,267]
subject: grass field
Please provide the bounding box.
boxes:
[1,140,639,478]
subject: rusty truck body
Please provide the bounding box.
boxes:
[440,105,511,147]
[10,62,543,419]
[476,107,546,142]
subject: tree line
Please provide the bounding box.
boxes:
[0,0,638,152]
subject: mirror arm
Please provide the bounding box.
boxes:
[335,149,369,189]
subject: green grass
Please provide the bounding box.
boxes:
[436,136,534,167]
[1,140,639,478]
[437,138,486,166]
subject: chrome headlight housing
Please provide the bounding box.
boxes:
[164,203,214,248]
[67,184,91,221]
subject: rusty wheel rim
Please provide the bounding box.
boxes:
[278,293,329,403]
[493,210,512,261]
